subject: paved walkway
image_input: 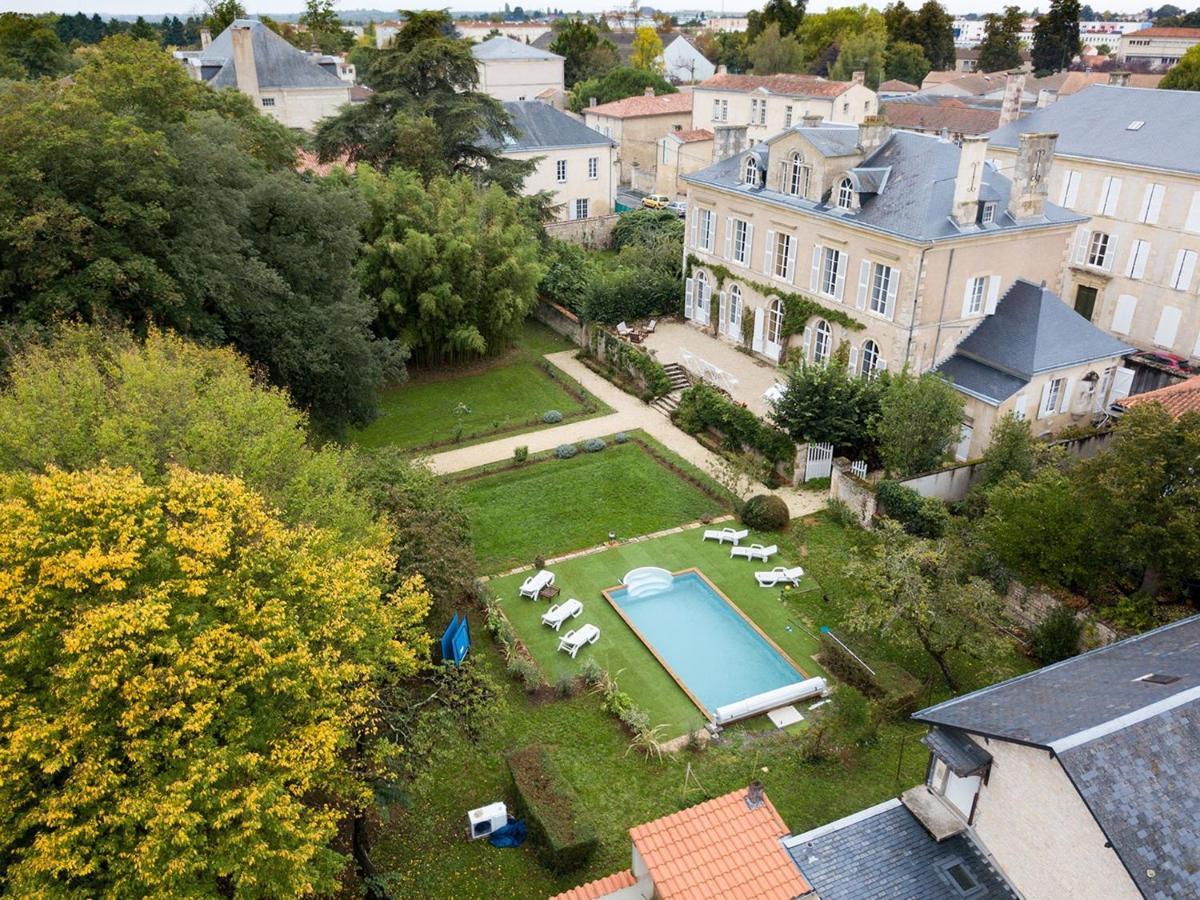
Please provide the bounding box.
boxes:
[427,349,826,518]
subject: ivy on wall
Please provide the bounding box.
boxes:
[684,253,864,341]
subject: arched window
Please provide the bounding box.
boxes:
[812,319,832,364]
[860,339,880,378]
[727,284,742,333]
[743,155,759,186]
[695,269,708,319]
[767,298,785,347]
[836,177,854,210]
[788,152,810,197]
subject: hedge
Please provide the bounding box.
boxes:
[875,480,950,538]
[507,745,598,874]
[673,383,794,464]
[588,328,672,399]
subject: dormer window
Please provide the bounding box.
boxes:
[743,155,760,187]
[836,177,854,210]
[788,152,810,198]
[980,202,996,225]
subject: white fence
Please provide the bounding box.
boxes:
[803,442,834,482]
[849,460,868,479]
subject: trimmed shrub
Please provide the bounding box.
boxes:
[674,384,794,464]
[741,494,790,531]
[554,443,578,459]
[513,445,529,464]
[1031,606,1082,664]
[507,746,599,874]
[876,480,949,538]
[614,431,630,444]
[582,437,606,453]
[578,658,603,684]
[506,654,541,693]
[543,410,563,424]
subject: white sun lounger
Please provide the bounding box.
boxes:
[755,566,805,588]
[616,321,633,337]
[730,543,779,562]
[519,569,554,599]
[702,526,749,546]
[541,598,583,630]
[557,623,600,658]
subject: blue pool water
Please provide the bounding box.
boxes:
[607,571,803,713]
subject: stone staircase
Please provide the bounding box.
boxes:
[651,363,692,417]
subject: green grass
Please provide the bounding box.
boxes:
[350,321,609,452]
[489,530,826,737]
[458,437,728,574]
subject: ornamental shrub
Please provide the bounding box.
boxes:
[614,431,629,444]
[506,654,541,693]
[875,480,949,538]
[555,443,578,459]
[543,410,563,423]
[513,445,529,464]
[674,384,794,464]
[741,493,790,531]
[582,438,606,453]
[507,746,599,874]
[1031,606,1082,664]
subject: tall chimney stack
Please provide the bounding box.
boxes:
[1008,132,1058,221]
[1109,70,1131,87]
[999,72,1025,127]
[230,24,260,105]
[857,114,890,153]
[852,69,865,86]
[712,124,748,162]
[200,27,211,50]
[952,135,989,227]
[801,113,823,128]
[1036,89,1056,109]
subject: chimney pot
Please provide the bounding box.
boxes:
[746,781,765,810]
[589,96,597,108]
[1008,131,1058,221]
[1109,70,1131,87]
[999,72,1025,127]
[717,64,727,76]
[952,134,989,227]
[801,113,823,128]
[200,26,211,50]
[1036,89,1056,109]
[857,114,891,153]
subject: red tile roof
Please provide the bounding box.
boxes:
[629,788,810,899]
[882,100,1003,135]
[586,91,692,118]
[1131,27,1200,38]
[671,127,713,143]
[1118,377,1200,419]
[879,78,918,92]
[550,869,636,900]
[696,72,852,98]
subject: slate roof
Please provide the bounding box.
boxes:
[489,101,613,152]
[785,800,1018,900]
[937,355,1029,405]
[201,19,346,90]
[989,84,1200,176]
[922,725,993,776]
[585,90,691,118]
[629,787,811,898]
[1118,376,1200,419]
[685,127,1083,243]
[532,29,670,62]
[939,279,1134,403]
[471,34,561,61]
[695,72,853,98]
[883,99,1004,135]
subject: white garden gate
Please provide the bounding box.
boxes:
[849,460,868,479]
[803,442,834,482]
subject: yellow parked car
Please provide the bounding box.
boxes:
[642,194,671,209]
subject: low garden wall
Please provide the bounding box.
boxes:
[1004,582,1119,650]
[829,458,876,527]
[533,299,587,347]
[585,327,672,399]
[543,214,619,250]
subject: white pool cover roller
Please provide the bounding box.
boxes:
[713,678,828,725]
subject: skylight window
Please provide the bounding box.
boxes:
[1137,673,1180,685]
[1127,120,1145,130]
[936,858,984,898]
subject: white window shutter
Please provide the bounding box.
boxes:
[1073,228,1090,265]
[684,276,694,318]
[985,275,1002,314]
[1099,176,1121,216]
[1169,250,1187,289]
[717,291,726,334]
[1059,170,1080,208]
[1188,191,1200,233]
[961,280,975,318]
[1058,377,1074,414]
[752,306,765,351]
[763,230,776,276]
[802,324,812,358]
[1111,366,1135,401]
[1013,394,1028,420]
[856,260,870,310]
[834,251,847,301]
[877,357,887,372]
[1103,236,1118,272]
[848,345,858,373]
[1179,251,1197,291]
[1038,381,1054,419]
[1097,177,1111,214]
[724,217,733,259]
[785,236,798,282]
[1133,242,1150,279]
[1139,183,1165,224]
[1111,295,1137,334]
[885,269,899,319]
[689,209,699,248]
[745,224,754,264]
[1155,307,1182,348]
[810,245,822,292]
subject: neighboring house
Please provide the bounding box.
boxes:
[680,121,1082,388]
[936,279,1133,457]
[702,15,749,32]
[1116,374,1200,417]
[1118,26,1200,68]
[654,128,714,198]
[878,78,918,95]
[177,19,351,130]
[374,20,402,49]
[486,100,616,221]
[583,90,692,187]
[662,34,715,83]
[455,21,552,44]
[882,98,1005,140]
[989,85,1200,366]
[471,35,564,103]
[691,71,880,141]
[909,615,1200,900]
[551,784,813,900]
[955,47,1032,73]
[922,69,1160,104]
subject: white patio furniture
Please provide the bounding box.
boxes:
[702,526,749,546]
[755,566,805,588]
[519,569,554,600]
[645,319,658,334]
[541,598,583,630]
[616,321,633,337]
[763,383,786,406]
[730,543,779,562]
[557,623,600,658]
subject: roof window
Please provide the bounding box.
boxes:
[935,858,984,898]
[1136,673,1180,685]
[1126,120,1145,130]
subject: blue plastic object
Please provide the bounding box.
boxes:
[440,614,471,667]
[488,818,527,848]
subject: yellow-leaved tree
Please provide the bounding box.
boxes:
[0,465,431,896]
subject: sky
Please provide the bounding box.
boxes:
[3,1,1163,19]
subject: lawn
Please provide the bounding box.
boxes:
[456,435,729,574]
[489,529,827,737]
[351,321,609,452]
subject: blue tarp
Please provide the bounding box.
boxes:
[440,613,470,667]
[488,818,527,848]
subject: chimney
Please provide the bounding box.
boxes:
[857,114,890,153]
[712,124,748,162]
[801,113,823,128]
[589,96,597,108]
[852,70,865,86]
[717,64,727,76]
[999,72,1025,127]
[1008,132,1058,221]
[745,781,765,811]
[644,86,655,97]
[1036,89,1056,109]
[1109,69,1131,87]
[200,27,211,50]
[952,135,989,227]
[230,25,260,103]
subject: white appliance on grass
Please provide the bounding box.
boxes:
[467,801,508,840]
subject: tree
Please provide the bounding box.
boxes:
[355,167,546,364]
[1032,0,1081,74]
[976,413,1036,490]
[569,65,676,112]
[204,0,245,35]
[747,0,807,41]
[549,19,618,86]
[630,25,664,73]
[875,370,964,476]
[847,521,1008,689]
[830,26,888,87]
[1161,43,1200,89]
[694,29,751,73]
[0,465,432,896]
[749,22,806,75]
[885,40,931,84]
[913,0,956,70]
[299,0,352,53]
[771,358,886,462]
[977,6,1025,73]
[0,12,71,78]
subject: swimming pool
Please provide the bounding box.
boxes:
[604,568,808,717]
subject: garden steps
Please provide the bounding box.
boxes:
[662,362,691,392]
[651,390,683,417]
